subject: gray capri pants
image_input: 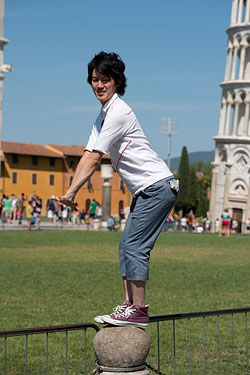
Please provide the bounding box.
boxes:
[119,176,178,281]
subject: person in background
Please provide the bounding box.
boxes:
[4,195,11,224]
[220,209,230,237]
[26,200,33,232]
[107,216,117,231]
[18,193,27,225]
[89,199,98,222]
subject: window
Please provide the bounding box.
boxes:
[12,154,18,164]
[32,156,38,165]
[32,173,37,185]
[69,176,73,186]
[12,172,17,184]
[85,199,91,213]
[49,174,55,186]
[69,160,75,169]
[50,157,55,167]
[119,200,124,212]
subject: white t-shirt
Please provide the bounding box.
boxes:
[85,93,172,195]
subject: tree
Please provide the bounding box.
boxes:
[175,146,190,215]
[187,165,199,212]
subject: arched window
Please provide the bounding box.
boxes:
[119,200,124,212]
[86,199,91,213]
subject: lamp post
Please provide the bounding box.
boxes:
[161,117,178,170]
[101,164,113,222]
[0,0,12,191]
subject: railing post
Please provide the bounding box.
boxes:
[93,326,150,375]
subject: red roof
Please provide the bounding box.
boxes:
[1,141,64,158]
[47,144,85,157]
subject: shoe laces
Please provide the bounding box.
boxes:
[112,302,130,315]
[123,306,136,318]
[112,305,136,319]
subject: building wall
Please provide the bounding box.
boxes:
[0,152,132,216]
[0,154,64,211]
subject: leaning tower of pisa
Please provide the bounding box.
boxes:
[209,0,250,233]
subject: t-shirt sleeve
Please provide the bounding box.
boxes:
[93,111,129,154]
[85,126,98,152]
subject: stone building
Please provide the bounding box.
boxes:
[209,0,250,233]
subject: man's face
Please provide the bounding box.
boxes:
[91,69,117,105]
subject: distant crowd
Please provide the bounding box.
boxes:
[162,209,250,236]
[1,194,249,234]
[0,194,121,232]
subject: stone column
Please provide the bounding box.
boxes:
[231,0,238,25]
[245,176,250,229]
[209,163,219,232]
[237,0,244,23]
[231,43,239,80]
[232,98,241,135]
[101,164,113,222]
[218,97,227,135]
[224,94,234,135]
[239,43,248,79]
[245,0,250,23]
[94,327,150,375]
[223,163,233,210]
[244,98,250,135]
[224,45,233,81]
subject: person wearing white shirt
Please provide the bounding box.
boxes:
[57,51,178,327]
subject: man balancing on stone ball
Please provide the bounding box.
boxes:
[57,51,179,328]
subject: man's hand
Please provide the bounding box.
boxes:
[55,195,78,211]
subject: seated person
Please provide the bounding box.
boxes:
[107,216,117,231]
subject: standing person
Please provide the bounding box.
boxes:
[57,51,178,328]
[18,193,26,225]
[11,194,18,223]
[89,199,98,221]
[26,200,33,231]
[220,209,230,237]
[0,194,6,222]
[4,195,11,223]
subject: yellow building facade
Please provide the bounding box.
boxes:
[0,141,132,216]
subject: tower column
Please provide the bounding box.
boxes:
[218,97,227,135]
[246,176,250,227]
[224,45,233,81]
[231,42,239,80]
[245,0,250,22]
[225,94,234,135]
[223,164,233,210]
[244,98,250,135]
[237,0,244,24]
[231,0,238,25]
[239,43,248,79]
[232,97,242,135]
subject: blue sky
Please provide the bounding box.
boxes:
[2,0,230,159]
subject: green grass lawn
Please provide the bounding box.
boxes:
[0,231,249,374]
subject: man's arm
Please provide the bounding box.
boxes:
[57,150,103,208]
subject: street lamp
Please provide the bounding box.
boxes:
[161,117,178,170]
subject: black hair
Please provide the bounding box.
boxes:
[87,51,127,96]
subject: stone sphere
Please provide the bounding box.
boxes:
[94,326,150,368]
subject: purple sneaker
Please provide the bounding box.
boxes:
[102,304,149,328]
[94,301,132,324]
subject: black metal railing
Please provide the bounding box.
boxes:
[149,306,250,375]
[0,323,100,375]
[1,307,250,375]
